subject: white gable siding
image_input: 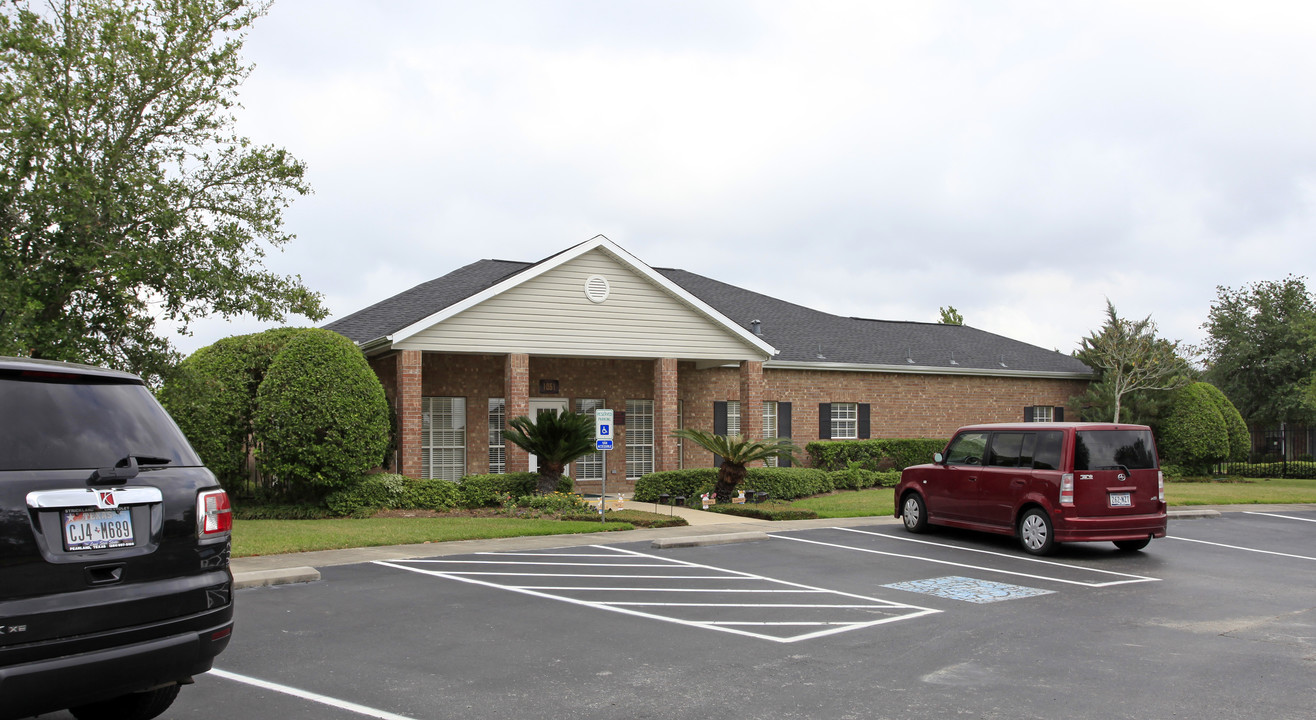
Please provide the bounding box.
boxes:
[397,249,765,359]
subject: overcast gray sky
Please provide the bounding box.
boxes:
[174,0,1316,359]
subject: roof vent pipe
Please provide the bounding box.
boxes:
[751,319,762,335]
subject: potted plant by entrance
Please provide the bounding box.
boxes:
[502,409,598,495]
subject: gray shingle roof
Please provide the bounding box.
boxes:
[326,258,1091,377]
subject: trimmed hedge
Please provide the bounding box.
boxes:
[158,327,308,493]
[743,467,833,499]
[456,473,574,508]
[807,439,946,472]
[1200,384,1249,462]
[325,474,462,517]
[633,469,718,503]
[634,467,836,503]
[1159,383,1231,471]
[254,329,390,496]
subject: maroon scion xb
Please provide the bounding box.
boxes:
[894,422,1167,556]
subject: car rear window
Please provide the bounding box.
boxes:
[1074,429,1158,471]
[0,371,201,471]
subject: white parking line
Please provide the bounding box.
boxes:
[770,529,1159,587]
[209,668,416,720]
[1244,511,1316,523]
[1167,536,1316,561]
[377,545,939,643]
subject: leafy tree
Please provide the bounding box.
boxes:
[501,410,596,495]
[1202,276,1316,428]
[158,327,307,494]
[1074,300,1192,423]
[671,428,800,504]
[254,329,389,499]
[938,306,964,325]
[0,0,324,385]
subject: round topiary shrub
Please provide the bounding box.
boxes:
[1158,382,1230,472]
[1198,383,1249,462]
[159,327,309,493]
[254,329,390,498]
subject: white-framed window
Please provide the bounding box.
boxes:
[831,402,858,440]
[422,397,466,481]
[1031,406,1054,423]
[726,400,741,437]
[626,399,654,481]
[575,398,605,482]
[763,401,778,467]
[488,398,505,474]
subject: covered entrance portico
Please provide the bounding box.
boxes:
[361,238,776,493]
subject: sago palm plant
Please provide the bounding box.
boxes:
[671,428,800,503]
[501,409,598,494]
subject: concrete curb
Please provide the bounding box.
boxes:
[650,531,771,549]
[233,566,321,589]
[1168,508,1223,520]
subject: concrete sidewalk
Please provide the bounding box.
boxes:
[228,503,1310,589]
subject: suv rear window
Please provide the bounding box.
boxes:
[0,371,200,471]
[1074,429,1157,471]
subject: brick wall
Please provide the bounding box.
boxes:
[372,350,1088,487]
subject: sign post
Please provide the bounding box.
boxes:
[594,409,614,521]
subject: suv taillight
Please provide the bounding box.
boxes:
[1060,473,1075,506]
[198,489,232,538]
[1158,470,1165,502]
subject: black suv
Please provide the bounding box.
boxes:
[0,357,233,720]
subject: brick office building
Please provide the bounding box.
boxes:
[327,236,1092,493]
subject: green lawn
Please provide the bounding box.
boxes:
[790,488,894,518]
[1164,477,1316,505]
[232,517,632,557]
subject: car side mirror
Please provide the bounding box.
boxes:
[933,452,944,464]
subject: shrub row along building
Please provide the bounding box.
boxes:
[327,236,1092,493]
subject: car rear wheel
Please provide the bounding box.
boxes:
[1018,508,1055,556]
[901,493,928,533]
[1114,537,1151,552]
[70,684,181,720]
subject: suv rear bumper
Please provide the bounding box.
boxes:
[0,608,232,720]
[1054,512,1168,542]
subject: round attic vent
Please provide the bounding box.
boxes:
[584,275,611,303]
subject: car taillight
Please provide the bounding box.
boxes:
[1060,473,1075,506]
[1158,470,1164,502]
[198,489,232,538]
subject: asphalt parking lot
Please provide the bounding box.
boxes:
[41,509,1316,720]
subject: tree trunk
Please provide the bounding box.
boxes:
[713,462,747,504]
[537,470,561,495]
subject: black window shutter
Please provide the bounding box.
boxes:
[858,404,871,439]
[818,403,831,440]
[778,403,792,467]
[713,402,727,467]
[1053,407,1065,422]
[1024,406,1035,422]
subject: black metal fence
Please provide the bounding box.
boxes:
[1217,456,1316,480]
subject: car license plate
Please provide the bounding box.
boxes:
[63,509,135,551]
[1109,492,1132,508]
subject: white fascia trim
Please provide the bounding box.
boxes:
[357,336,394,355]
[390,235,777,359]
[764,359,1092,380]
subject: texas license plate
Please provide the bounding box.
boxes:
[1109,492,1132,508]
[63,509,135,551]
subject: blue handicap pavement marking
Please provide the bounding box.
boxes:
[883,576,1054,604]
